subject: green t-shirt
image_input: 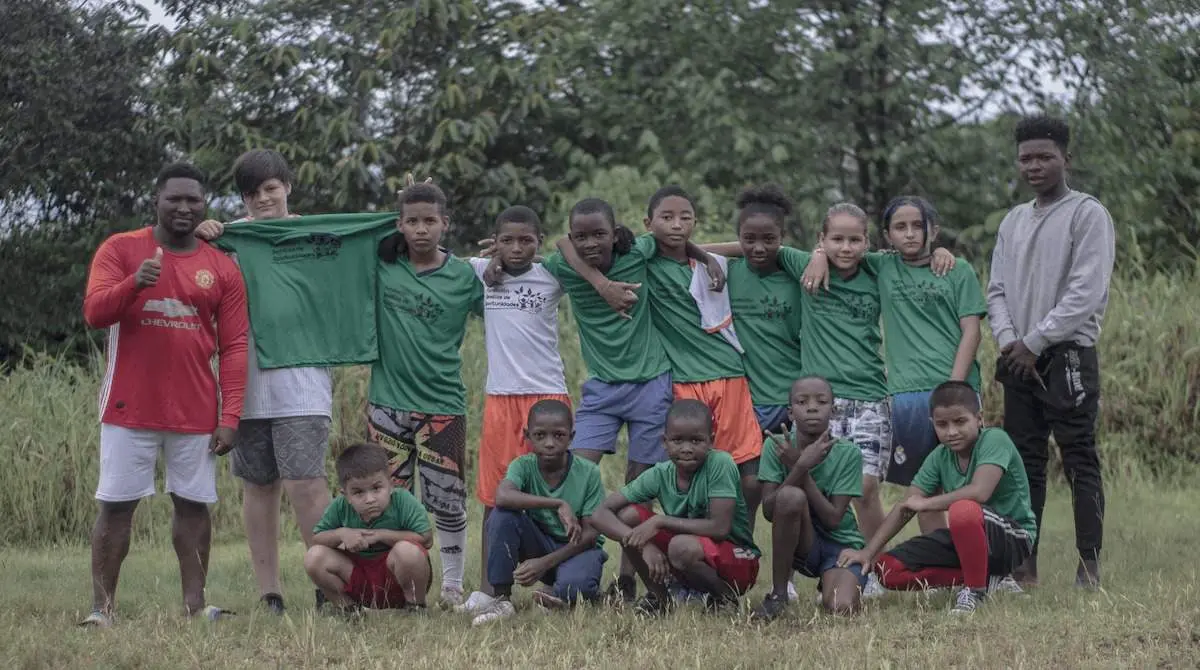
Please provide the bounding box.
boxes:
[637,236,745,383]
[798,266,886,401]
[215,213,397,368]
[542,247,670,384]
[912,428,1038,542]
[504,454,606,546]
[620,449,760,556]
[757,436,865,548]
[369,254,484,415]
[871,254,988,394]
[727,247,811,406]
[312,488,432,557]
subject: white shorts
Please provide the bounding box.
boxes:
[96,424,218,504]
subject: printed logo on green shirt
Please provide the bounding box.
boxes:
[271,233,344,264]
[760,294,793,321]
[889,278,949,308]
[383,285,445,322]
[817,292,880,322]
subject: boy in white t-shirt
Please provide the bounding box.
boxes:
[194,149,334,614]
[458,206,572,614]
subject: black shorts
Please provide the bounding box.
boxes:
[886,506,1033,577]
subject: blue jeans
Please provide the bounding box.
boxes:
[485,508,607,603]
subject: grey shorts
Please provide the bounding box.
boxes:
[230,416,331,485]
[830,397,893,480]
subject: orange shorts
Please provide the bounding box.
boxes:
[477,393,573,506]
[673,377,762,465]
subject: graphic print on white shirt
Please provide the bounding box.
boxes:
[468,258,568,396]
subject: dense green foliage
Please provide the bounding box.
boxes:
[2,0,1197,360]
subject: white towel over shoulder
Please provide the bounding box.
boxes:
[689,254,744,354]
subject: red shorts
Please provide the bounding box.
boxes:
[477,393,573,506]
[345,543,431,608]
[631,504,759,594]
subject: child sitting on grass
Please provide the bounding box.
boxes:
[304,443,433,615]
[472,400,608,626]
[591,400,760,615]
[837,381,1035,614]
[753,376,866,620]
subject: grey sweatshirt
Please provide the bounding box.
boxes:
[987,189,1116,355]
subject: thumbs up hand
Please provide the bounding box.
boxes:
[135,247,163,289]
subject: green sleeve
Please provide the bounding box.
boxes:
[312,497,345,535]
[632,234,658,259]
[469,272,485,318]
[776,246,812,281]
[706,453,740,499]
[911,447,944,496]
[392,489,433,535]
[503,456,530,491]
[756,436,787,484]
[620,466,662,505]
[826,442,864,497]
[974,430,1016,472]
[541,252,565,278]
[952,260,989,319]
[862,251,890,274]
[579,468,605,518]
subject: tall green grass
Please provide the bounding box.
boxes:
[1,271,1195,547]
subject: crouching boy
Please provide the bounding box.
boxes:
[304,443,433,615]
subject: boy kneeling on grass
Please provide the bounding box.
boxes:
[591,399,760,616]
[304,443,433,616]
[471,400,608,626]
[837,381,1035,614]
[753,376,867,620]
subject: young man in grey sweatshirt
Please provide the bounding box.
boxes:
[986,115,1115,590]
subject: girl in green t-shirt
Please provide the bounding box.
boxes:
[367,181,485,609]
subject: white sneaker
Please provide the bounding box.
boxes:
[786,581,799,602]
[440,585,466,608]
[862,573,886,600]
[78,610,113,628]
[988,575,1025,595]
[471,598,516,626]
[950,587,985,614]
[454,591,496,614]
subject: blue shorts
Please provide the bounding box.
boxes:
[754,405,792,434]
[888,390,939,486]
[571,371,673,465]
[792,533,867,587]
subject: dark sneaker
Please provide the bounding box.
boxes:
[633,593,672,618]
[401,602,428,616]
[261,593,285,615]
[1075,558,1101,591]
[751,592,788,621]
[1013,555,1039,587]
[949,587,986,615]
[315,589,327,610]
[605,576,637,607]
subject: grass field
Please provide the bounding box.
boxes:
[3,484,1198,669]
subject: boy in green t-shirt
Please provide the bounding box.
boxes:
[837,382,1036,614]
[752,376,867,620]
[591,400,761,616]
[470,400,608,626]
[305,443,433,615]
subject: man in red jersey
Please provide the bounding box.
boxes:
[79,163,249,626]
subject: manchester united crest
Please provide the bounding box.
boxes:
[194,269,215,289]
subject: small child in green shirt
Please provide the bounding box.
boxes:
[753,376,867,620]
[591,400,761,616]
[304,443,433,615]
[837,382,1036,614]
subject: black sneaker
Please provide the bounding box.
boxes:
[400,602,428,616]
[633,593,672,618]
[605,576,637,606]
[750,592,788,621]
[1075,558,1101,591]
[261,593,285,615]
[949,587,986,614]
[315,589,327,610]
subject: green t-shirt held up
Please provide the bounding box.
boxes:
[215,213,397,368]
[504,454,606,547]
[637,235,745,384]
[620,449,760,556]
[542,246,669,384]
[870,254,988,394]
[369,254,484,416]
[757,435,866,549]
[727,246,811,407]
[798,266,886,401]
[312,488,432,557]
[912,428,1038,542]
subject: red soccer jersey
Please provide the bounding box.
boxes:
[84,227,249,433]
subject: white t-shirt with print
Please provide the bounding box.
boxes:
[468,258,567,396]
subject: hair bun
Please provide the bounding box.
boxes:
[736,184,793,216]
